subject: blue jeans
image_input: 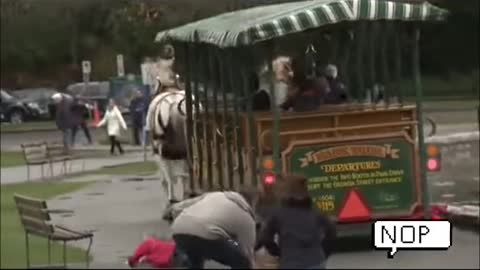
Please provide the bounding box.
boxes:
[173,234,251,269]
[62,129,72,151]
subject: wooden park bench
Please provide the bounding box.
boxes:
[14,194,95,269]
[45,141,74,177]
[21,143,49,181]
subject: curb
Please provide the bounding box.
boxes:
[0,122,131,135]
[0,124,99,134]
[425,131,479,144]
[0,127,58,134]
[432,204,480,230]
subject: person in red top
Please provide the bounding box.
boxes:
[128,237,181,268]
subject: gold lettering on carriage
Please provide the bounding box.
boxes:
[299,144,400,168]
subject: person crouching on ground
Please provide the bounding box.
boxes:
[257,174,336,269]
[128,235,190,268]
[170,189,258,269]
[96,99,127,155]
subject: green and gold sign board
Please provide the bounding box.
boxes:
[284,137,417,215]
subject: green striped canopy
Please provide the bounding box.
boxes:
[155,0,448,48]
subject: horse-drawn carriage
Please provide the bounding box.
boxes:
[153,0,448,236]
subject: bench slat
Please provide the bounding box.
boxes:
[46,142,73,160]
[51,228,92,241]
[48,148,66,155]
[14,194,94,242]
[27,264,65,269]
[21,216,53,234]
[17,205,51,221]
[24,149,46,156]
[14,194,47,209]
[25,156,48,162]
[22,143,48,163]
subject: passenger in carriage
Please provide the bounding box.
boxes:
[251,74,271,111]
[252,56,341,113]
[251,56,291,112]
[323,64,348,105]
[280,59,324,112]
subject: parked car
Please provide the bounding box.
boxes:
[0,89,46,124]
[14,88,60,120]
[65,81,110,114]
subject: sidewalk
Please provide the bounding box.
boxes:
[0,142,149,153]
[0,152,148,185]
[48,176,169,266]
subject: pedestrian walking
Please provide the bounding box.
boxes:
[129,89,146,146]
[257,174,336,269]
[71,97,93,145]
[168,189,258,269]
[96,99,127,155]
[51,93,74,152]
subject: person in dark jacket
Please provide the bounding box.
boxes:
[71,97,93,145]
[257,174,336,269]
[251,74,271,112]
[281,76,325,112]
[51,93,75,151]
[130,90,146,145]
[324,64,348,105]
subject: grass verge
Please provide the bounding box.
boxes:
[0,121,57,133]
[1,151,25,168]
[0,181,92,269]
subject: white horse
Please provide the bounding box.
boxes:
[146,87,202,204]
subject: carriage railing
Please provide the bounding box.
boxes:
[175,17,439,206]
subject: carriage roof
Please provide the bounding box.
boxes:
[154,0,448,48]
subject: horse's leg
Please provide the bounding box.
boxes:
[158,157,169,195]
[170,159,188,202]
[156,145,173,203]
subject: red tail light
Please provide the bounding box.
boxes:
[427,158,441,171]
[263,172,276,185]
[426,144,441,172]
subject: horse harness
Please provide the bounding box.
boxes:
[149,91,186,141]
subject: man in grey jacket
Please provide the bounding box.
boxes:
[168,190,257,269]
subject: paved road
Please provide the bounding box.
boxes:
[3,108,477,268]
[0,128,125,152]
[329,230,479,269]
[48,177,479,269]
[0,152,148,184]
[1,110,478,151]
